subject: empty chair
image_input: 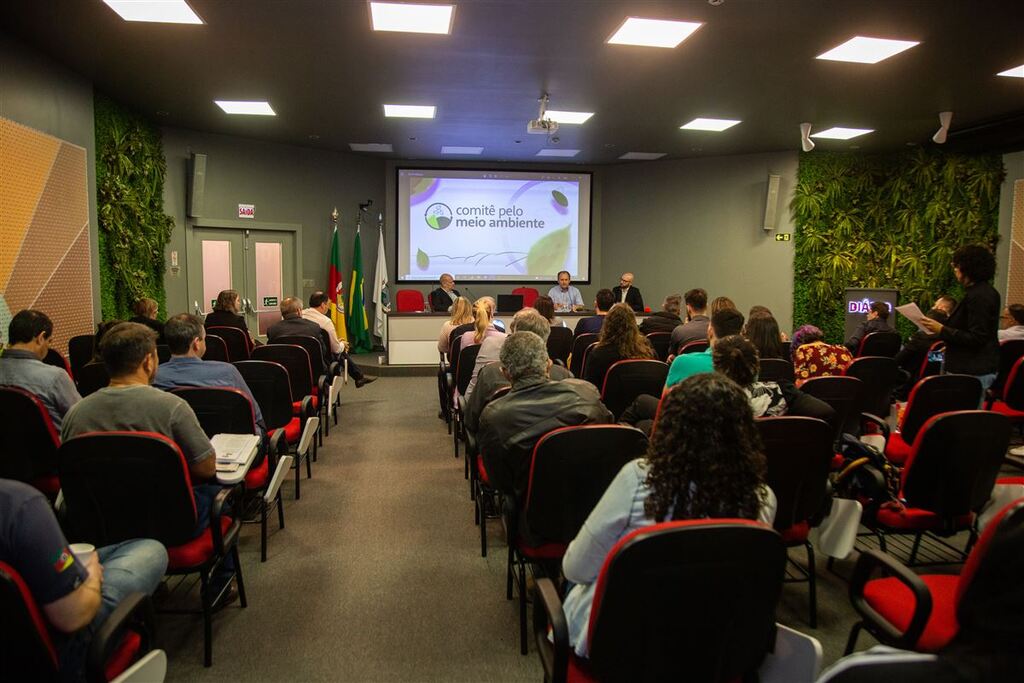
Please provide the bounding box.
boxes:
[800,375,864,443]
[844,356,902,419]
[395,289,425,312]
[882,374,982,465]
[644,332,672,362]
[511,287,539,307]
[202,334,230,362]
[0,386,62,499]
[600,359,670,420]
[75,361,110,397]
[67,334,95,376]
[567,333,598,378]
[206,326,251,362]
[546,326,573,366]
[988,338,1024,400]
[988,355,1024,420]
[857,331,901,357]
[759,358,795,384]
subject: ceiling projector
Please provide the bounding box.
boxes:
[527,118,559,135]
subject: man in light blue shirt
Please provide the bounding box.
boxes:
[547,271,584,312]
[0,310,80,431]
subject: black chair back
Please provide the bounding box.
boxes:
[447,323,474,358]
[252,345,314,403]
[524,425,648,542]
[991,339,1024,398]
[0,387,61,488]
[900,374,982,446]
[0,561,60,680]
[1000,356,1024,410]
[756,417,834,532]
[274,334,328,379]
[207,326,250,361]
[546,326,573,365]
[918,341,945,381]
[568,333,598,378]
[67,334,95,376]
[578,341,599,381]
[902,411,1009,519]
[59,432,198,547]
[41,349,73,378]
[171,387,258,438]
[202,334,230,362]
[799,375,863,441]
[75,362,109,397]
[758,358,795,383]
[857,331,901,357]
[844,356,902,418]
[456,344,481,396]
[781,340,792,359]
[600,360,670,420]
[587,520,785,682]
[678,339,709,355]
[645,332,672,362]
[156,344,172,363]
[234,360,295,430]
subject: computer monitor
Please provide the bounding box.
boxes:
[496,294,524,313]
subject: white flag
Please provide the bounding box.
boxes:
[372,225,390,338]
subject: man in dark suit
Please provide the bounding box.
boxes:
[429,273,461,312]
[611,272,644,312]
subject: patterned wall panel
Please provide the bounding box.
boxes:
[1007,180,1024,307]
[0,118,93,354]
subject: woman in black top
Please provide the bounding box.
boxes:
[582,303,654,388]
[921,244,1000,392]
[204,289,252,334]
[129,297,164,342]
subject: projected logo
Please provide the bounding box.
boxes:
[424,203,453,230]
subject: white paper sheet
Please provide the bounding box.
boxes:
[895,302,930,333]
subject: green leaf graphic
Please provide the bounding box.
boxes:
[416,248,430,270]
[526,225,570,276]
[552,190,568,207]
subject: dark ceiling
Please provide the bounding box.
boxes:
[4,0,1023,164]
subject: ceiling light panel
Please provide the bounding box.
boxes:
[441,146,483,154]
[545,110,594,125]
[384,104,436,118]
[816,36,919,64]
[810,127,874,140]
[536,149,580,157]
[619,152,666,160]
[997,64,1024,78]
[680,118,741,132]
[370,2,454,34]
[350,143,394,152]
[103,0,203,24]
[607,17,702,48]
[214,100,275,115]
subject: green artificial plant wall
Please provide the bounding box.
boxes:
[94,93,175,320]
[791,150,1005,342]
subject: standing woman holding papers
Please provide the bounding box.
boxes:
[920,244,1000,394]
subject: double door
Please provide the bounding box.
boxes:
[188,227,297,339]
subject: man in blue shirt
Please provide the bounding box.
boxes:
[547,271,584,312]
[666,308,745,387]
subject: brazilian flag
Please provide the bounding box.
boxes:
[347,228,372,353]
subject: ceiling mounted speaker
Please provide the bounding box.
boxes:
[800,123,815,152]
[932,111,953,144]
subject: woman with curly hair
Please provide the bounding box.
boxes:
[582,303,654,388]
[561,373,777,657]
[791,323,853,386]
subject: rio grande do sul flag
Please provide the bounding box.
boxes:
[327,226,349,343]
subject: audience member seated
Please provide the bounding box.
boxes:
[90,320,123,363]
[574,288,615,336]
[479,332,612,498]
[437,296,474,354]
[0,479,168,679]
[894,295,955,378]
[845,301,896,352]
[561,373,776,658]
[710,295,736,316]
[998,303,1024,341]
[611,272,644,312]
[0,309,81,430]
[547,271,584,312]
[61,322,237,598]
[743,309,787,360]
[532,295,565,327]
[459,299,506,354]
[583,303,655,388]
[203,289,254,345]
[638,294,682,335]
[669,288,711,351]
[714,335,788,416]
[466,304,554,399]
[464,309,573,435]
[429,273,461,312]
[792,324,853,386]
[128,297,164,342]
[301,291,375,387]
[666,308,744,387]
[748,305,789,340]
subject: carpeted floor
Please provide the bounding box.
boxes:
[159,374,988,680]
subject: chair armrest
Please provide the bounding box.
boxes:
[210,485,242,553]
[267,429,286,462]
[299,395,314,419]
[849,549,932,650]
[860,412,890,443]
[317,375,329,399]
[87,592,154,683]
[533,577,570,683]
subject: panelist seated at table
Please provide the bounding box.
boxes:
[548,270,584,312]
[429,273,461,312]
[611,272,644,312]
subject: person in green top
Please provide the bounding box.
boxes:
[665,307,744,388]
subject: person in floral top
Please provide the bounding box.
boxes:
[791,324,853,386]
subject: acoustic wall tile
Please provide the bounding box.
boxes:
[32,225,93,354]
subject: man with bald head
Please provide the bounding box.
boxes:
[611,272,644,312]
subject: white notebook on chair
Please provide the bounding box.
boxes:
[211,434,260,463]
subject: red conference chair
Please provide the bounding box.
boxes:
[759,358,796,384]
[987,338,1024,402]
[58,432,247,667]
[202,334,230,362]
[451,343,481,459]
[800,375,864,445]
[466,385,511,558]
[395,289,425,312]
[846,496,1024,654]
[274,334,338,432]
[68,334,95,376]
[206,326,251,361]
[880,374,982,465]
[644,332,672,362]
[599,359,669,421]
[986,355,1024,420]
[0,386,61,499]
[844,356,902,422]
[546,326,573,366]
[0,561,158,683]
[534,520,786,683]
[252,344,320,453]
[567,333,598,378]
[678,339,709,356]
[75,362,110,397]
[42,348,74,379]
[856,331,901,358]
[511,286,539,307]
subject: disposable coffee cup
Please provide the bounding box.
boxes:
[69,543,97,568]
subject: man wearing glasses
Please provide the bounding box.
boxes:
[611,272,644,312]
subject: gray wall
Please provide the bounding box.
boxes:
[601,152,798,331]
[0,32,100,320]
[161,128,385,317]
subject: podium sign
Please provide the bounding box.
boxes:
[843,288,899,341]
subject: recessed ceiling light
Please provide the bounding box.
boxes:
[546,110,594,125]
[349,143,394,152]
[619,152,666,160]
[370,2,454,34]
[607,17,702,48]
[441,146,483,155]
[680,117,741,132]
[102,0,203,24]
[384,104,436,118]
[536,149,580,157]
[214,100,275,116]
[997,64,1024,78]
[811,127,874,140]
[816,36,919,64]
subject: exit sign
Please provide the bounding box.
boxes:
[774,233,792,242]
[263,296,278,307]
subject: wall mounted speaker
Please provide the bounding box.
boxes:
[187,153,207,218]
[763,174,781,231]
